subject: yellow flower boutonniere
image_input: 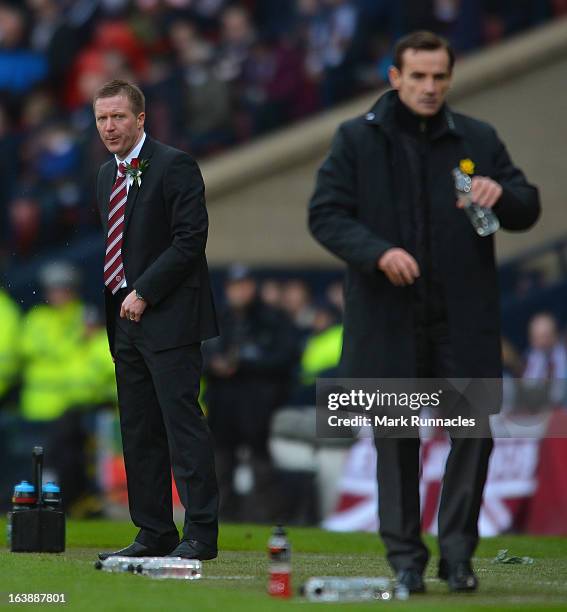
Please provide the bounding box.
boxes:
[459,158,475,175]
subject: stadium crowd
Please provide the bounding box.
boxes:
[1,0,565,269]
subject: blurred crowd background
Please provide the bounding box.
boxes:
[2,1,567,523]
[1,0,566,267]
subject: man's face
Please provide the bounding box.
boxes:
[226,279,256,309]
[529,316,558,352]
[388,48,452,117]
[46,287,76,308]
[94,94,144,159]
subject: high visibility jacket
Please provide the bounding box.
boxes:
[20,300,85,421]
[66,329,117,408]
[0,290,21,398]
[300,324,343,387]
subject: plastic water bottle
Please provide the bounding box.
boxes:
[42,482,62,510]
[94,556,136,573]
[11,480,37,510]
[7,481,37,547]
[130,557,184,573]
[134,558,202,580]
[463,201,500,236]
[453,167,500,237]
[268,525,292,598]
[302,577,393,602]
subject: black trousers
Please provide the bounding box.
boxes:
[113,294,219,549]
[374,320,493,572]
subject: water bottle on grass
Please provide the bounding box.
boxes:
[94,556,136,573]
[134,558,202,580]
[302,577,394,602]
[268,525,292,598]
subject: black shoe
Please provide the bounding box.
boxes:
[445,561,478,592]
[167,539,218,561]
[98,541,177,561]
[396,568,426,594]
[438,558,449,580]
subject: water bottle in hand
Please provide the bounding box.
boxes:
[453,167,500,237]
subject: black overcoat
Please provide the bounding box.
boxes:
[309,91,540,398]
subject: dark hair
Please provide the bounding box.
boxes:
[92,80,145,115]
[393,31,455,72]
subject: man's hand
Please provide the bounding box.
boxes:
[378,248,420,287]
[120,290,147,323]
[457,176,503,209]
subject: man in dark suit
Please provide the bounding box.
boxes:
[309,32,540,592]
[93,80,219,561]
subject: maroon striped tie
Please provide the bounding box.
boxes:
[104,162,128,294]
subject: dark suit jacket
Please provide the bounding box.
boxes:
[96,136,219,354]
[309,91,540,411]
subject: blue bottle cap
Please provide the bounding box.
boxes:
[14,480,35,493]
[42,482,61,493]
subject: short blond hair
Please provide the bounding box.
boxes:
[93,79,145,115]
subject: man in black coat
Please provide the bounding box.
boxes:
[94,80,219,561]
[309,32,539,592]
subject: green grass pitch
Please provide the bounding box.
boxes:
[1,519,566,610]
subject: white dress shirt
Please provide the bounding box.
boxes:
[114,131,146,287]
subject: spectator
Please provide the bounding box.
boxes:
[215,5,255,84]
[242,30,317,134]
[325,279,344,313]
[259,278,283,308]
[522,313,567,408]
[0,3,48,94]
[281,278,316,338]
[20,88,57,131]
[65,20,145,110]
[204,264,299,522]
[295,301,343,404]
[26,0,79,85]
[302,0,358,105]
[169,19,233,154]
[35,124,84,232]
[67,305,117,410]
[19,261,87,422]
[6,192,45,260]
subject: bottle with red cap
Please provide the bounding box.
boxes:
[268,525,292,598]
